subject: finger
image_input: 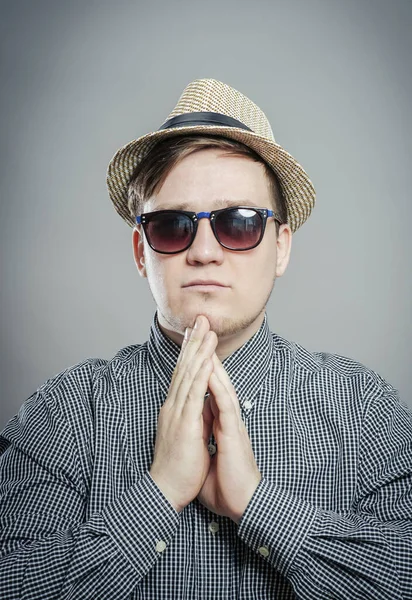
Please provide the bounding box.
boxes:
[175,330,218,411]
[179,316,209,368]
[179,327,192,360]
[202,395,214,441]
[211,354,241,416]
[208,371,240,435]
[170,327,192,387]
[181,356,214,420]
[169,316,210,404]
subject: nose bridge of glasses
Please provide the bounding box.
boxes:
[188,210,223,255]
[192,211,216,236]
[195,211,212,221]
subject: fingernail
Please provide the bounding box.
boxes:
[184,327,190,341]
[194,317,200,330]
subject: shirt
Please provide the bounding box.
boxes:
[1,314,412,599]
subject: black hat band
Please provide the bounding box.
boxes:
[159,111,253,132]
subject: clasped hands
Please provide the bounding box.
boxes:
[150,315,261,524]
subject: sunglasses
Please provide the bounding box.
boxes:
[136,206,282,254]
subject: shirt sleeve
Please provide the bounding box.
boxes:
[237,388,412,599]
[0,389,180,599]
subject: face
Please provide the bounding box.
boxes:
[133,149,292,346]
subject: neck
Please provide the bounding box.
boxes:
[157,310,266,361]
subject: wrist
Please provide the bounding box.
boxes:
[232,473,262,524]
[149,469,185,513]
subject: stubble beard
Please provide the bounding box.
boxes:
[156,282,276,339]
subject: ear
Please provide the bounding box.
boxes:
[132,227,147,278]
[275,224,292,278]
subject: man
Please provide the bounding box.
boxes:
[1,79,411,599]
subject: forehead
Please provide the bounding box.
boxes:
[144,148,272,212]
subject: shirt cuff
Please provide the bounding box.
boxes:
[102,471,180,578]
[237,477,318,576]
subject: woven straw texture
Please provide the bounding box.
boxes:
[107,79,316,233]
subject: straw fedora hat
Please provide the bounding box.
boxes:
[107,78,315,233]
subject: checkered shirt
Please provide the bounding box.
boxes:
[1,314,412,599]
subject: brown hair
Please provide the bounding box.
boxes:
[127,135,288,228]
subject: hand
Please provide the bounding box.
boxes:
[150,315,218,512]
[197,354,262,523]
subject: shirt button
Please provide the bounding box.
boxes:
[258,545,270,558]
[209,521,219,534]
[208,443,217,456]
[243,400,253,410]
[155,540,167,553]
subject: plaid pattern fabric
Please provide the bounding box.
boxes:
[1,314,412,599]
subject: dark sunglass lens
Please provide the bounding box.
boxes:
[215,208,262,250]
[146,212,193,253]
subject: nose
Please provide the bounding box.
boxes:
[186,217,224,265]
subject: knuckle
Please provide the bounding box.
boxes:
[182,366,195,384]
[187,332,200,347]
[185,389,196,404]
[159,401,174,421]
[185,358,206,382]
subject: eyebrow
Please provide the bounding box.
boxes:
[152,198,260,211]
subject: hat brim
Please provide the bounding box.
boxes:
[107,125,315,233]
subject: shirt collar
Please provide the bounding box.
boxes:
[147,313,273,404]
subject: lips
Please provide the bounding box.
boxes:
[182,280,228,288]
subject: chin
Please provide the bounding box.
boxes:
[164,306,259,339]
[207,315,258,338]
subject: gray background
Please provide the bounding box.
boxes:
[1,0,411,428]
